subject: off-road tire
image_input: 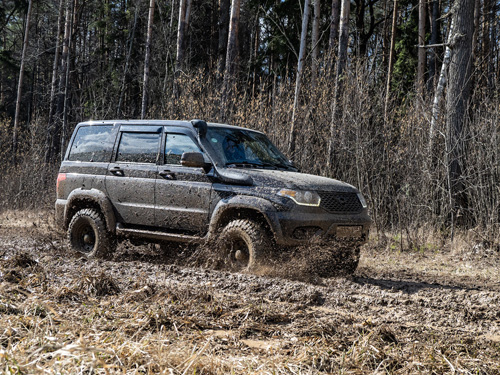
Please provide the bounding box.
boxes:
[218,219,271,272]
[67,208,116,258]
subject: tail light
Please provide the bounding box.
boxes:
[56,173,66,197]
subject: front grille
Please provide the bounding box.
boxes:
[318,191,362,213]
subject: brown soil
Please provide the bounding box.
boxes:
[1,210,499,374]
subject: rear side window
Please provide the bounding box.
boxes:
[68,125,114,162]
[116,132,160,163]
[165,133,202,164]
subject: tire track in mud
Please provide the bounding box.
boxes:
[2,228,500,373]
[29,238,499,346]
[2,229,500,341]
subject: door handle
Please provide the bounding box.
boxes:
[159,170,176,180]
[110,166,124,176]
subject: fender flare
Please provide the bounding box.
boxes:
[207,195,283,241]
[64,188,116,233]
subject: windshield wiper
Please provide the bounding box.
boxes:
[269,162,297,170]
[226,161,266,168]
[227,161,295,170]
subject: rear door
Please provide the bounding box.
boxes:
[155,128,213,233]
[105,125,161,226]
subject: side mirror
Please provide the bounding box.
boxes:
[181,152,210,169]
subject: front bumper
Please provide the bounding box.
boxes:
[267,206,371,246]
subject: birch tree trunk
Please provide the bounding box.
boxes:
[417,0,426,96]
[327,0,350,169]
[288,0,310,157]
[428,15,455,154]
[141,0,155,119]
[427,0,440,93]
[12,0,33,164]
[221,0,241,120]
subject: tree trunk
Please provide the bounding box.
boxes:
[141,0,155,119]
[221,0,241,120]
[446,0,475,231]
[45,0,65,163]
[117,0,139,117]
[329,0,340,50]
[417,0,426,96]
[175,0,191,73]
[481,0,491,88]
[173,0,192,100]
[61,3,73,161]
[50,0,73,161]
[429,15,454,154]
[311,0,320,87]
[427,0,439,93]
[217,0,231,82]
[12,0,33,165]
[327,0,350,168]
[288,0,310,157]
[384,0,398,122]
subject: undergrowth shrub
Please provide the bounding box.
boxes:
[1,63,499,249]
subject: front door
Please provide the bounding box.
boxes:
[105,126,162,226]
[155,130,213,234]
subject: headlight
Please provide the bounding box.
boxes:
[278,189,321,206]
[357,193,368,208]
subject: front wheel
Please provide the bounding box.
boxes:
[67,208,116,258]
[218,219,271,272]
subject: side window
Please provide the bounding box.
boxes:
[116,132,160,163]
[165,133,202,165]
[68,125,114,162]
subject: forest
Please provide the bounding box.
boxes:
[0,0,499,246]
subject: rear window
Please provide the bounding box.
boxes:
[68,125,115,162]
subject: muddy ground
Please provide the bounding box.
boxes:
[1,211,500,374]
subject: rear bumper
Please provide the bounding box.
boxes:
[55,199,67,229]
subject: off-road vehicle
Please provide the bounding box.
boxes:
[55,120,371,274]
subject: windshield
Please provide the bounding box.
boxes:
[206,127,295,170]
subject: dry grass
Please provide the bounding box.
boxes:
[1,211,500,374]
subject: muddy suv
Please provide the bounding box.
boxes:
[56,120,370,273]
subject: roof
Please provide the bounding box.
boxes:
[76,119,261,133]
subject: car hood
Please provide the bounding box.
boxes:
[221,168,358,192]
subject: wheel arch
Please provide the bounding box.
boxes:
[208,196,281,242]
[64,189,116,233]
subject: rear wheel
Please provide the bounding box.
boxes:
[68,208,116,258]
[218,219,271,272]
